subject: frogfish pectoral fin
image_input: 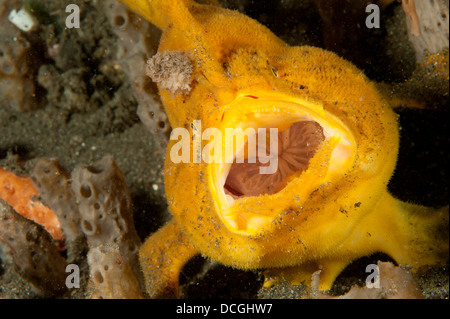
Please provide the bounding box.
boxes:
[139,219,199,298]
[263,192,448,293]
[363,193,449,269]
[263,258,353,292]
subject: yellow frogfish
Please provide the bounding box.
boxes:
[118,0,449,297]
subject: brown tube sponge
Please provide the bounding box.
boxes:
[87,244,144,299]
[101,0,170,147]
[31,158,87,263]
[71,155,143,289]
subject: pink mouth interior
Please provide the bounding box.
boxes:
[224,121,325,198]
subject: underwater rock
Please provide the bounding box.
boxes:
[0,199,67,297]
[311,261,424,299]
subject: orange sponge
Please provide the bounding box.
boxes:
[0,167,62,240]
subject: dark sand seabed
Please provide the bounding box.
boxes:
[0,0,448,299]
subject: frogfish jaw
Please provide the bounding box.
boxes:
[209,92,357,235]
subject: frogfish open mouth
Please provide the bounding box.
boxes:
[118,0,449,297]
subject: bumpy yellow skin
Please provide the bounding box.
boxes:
[119,0,449,297]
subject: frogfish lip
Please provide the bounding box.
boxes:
[208,92,357,235]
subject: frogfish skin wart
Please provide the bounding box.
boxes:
[119,0,449,297]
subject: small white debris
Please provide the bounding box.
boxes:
[152,184,159,191]
[8,8,38,32]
